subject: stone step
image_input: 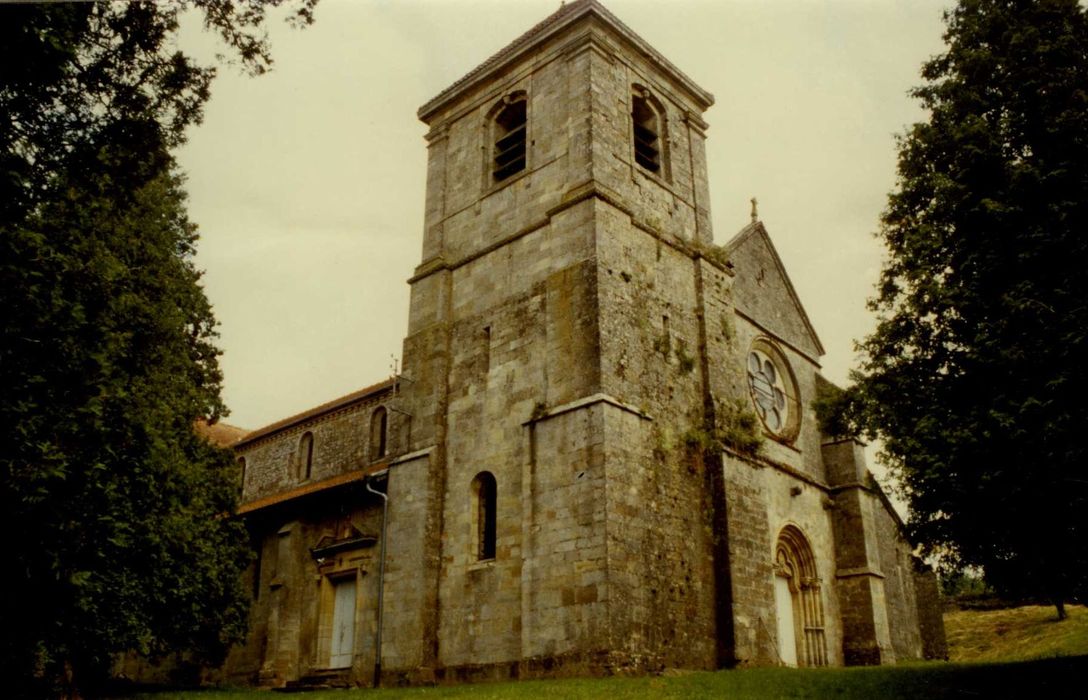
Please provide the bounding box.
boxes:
[275,669,353,692]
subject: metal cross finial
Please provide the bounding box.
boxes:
[750,196,759,223]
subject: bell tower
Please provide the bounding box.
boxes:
[395,0,736,675]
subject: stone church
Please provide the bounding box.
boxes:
[221,0,945,688]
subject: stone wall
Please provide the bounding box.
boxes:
[219,494,382,686]
[874,491,923,661]
[914,567,949,660]
[380,453,434,680]
[726,231,826,480]
[239,388,395,503]
[405,3,727,677]
[720,453,776,665]
[207,1,946,687]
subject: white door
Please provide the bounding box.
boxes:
[329,578,356,668]
[774,575,798,666]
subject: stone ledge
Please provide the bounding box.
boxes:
[732,307,822,366]
[722,446,831,492]
[522,393,653,426]
[389,446,435,467]
[408,181,733,287]
[828,481,873,494]
[836,566,886,580]
[238,462,390,515]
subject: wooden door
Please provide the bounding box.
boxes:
[774,575,798,666]
[329,577,356,668]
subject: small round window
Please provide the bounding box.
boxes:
[747,342,799,441]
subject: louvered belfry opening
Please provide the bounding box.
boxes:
[492,98,527,181]
[632,94,660,172]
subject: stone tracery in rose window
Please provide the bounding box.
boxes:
[747,343,798,440]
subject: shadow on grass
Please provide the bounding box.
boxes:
[117,656,1088,699]
[673,656,1088,699]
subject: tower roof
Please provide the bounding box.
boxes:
[418,0,714,123]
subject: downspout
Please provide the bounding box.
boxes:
[365,474,389,687]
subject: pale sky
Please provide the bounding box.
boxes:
[177,0,950,441]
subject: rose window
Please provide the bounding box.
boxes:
[748,349,790,435]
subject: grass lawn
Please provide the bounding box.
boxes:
[127,658,1088,699]
[945,603,1088,663]
[125,605,1088,699]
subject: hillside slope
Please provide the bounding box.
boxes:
[945,604,1088,662]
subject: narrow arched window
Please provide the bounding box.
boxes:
[299,432,314,480]
[238,456,247,493]
[492,95,527,181]
[370,407,388,460]
[632,90,662,173]
[471,472,497,561]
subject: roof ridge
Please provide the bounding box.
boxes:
[237,377,396,447]
[418,0,587,120]
[418,0,712,122]
[729,220,826,357]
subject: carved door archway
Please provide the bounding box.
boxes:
[774,525,828,666]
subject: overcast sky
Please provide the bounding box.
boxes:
[176,0,950,437]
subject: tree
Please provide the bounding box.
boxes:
[843,0,1088,619]
[0,2,316,695]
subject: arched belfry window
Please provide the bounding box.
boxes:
[773,525,828,667]
[370,406,387,460]
[490,93,527,182]
[471,471,497,561]
[298,432,314,480]
[631,86,665,175]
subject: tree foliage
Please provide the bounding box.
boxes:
[0,1,315,695]
[845,0,1088,617]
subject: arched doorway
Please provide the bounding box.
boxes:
[773,525,828,666]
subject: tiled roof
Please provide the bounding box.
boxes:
[195,420,249,448]
[237,461,389,515]
[418,0,712,122]
[418,0,584,121]
[235,378,395,448]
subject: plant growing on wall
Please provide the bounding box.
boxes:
[681,398,762,459]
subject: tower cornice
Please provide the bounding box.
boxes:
[417,0,714,124]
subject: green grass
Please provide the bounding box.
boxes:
[945,603,1088,662]
[126,659,1087,700]
[124,605,1088,699]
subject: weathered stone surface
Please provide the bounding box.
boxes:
[208,0,943,689]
